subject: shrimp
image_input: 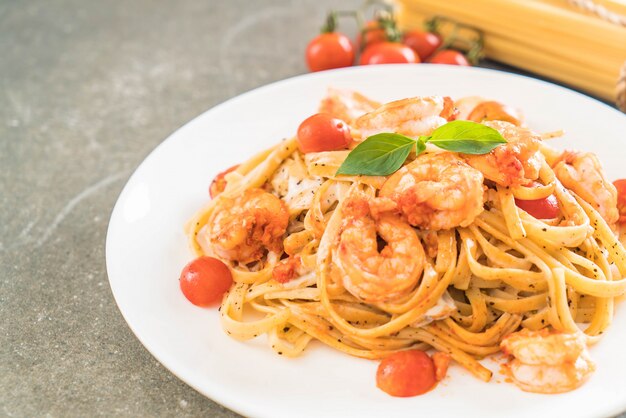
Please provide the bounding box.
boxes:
[553,151,618,225]
[455,96,486,120]
[376,152,485,230]
[467,101,522,126]
[463,121,542,187]
[456,97,523,125]
[355,96,456,139]
[318,87,381,125]
[500,329,595,394]
[205,188,289,264]
[335,197,425,303]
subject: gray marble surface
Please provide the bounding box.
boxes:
[1,1,624,417]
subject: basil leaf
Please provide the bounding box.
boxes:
[334,121,504,177]
[336,133,419,176]
[426,120,506,154]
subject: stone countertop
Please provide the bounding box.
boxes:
[0,1,623,417]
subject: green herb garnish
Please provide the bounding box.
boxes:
[336,120,506,176]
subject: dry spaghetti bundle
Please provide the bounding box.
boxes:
[396,0,626,106]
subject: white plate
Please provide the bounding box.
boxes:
[106,65,626,418]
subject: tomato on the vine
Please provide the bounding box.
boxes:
[179,256,233,307]
[428,49,470,66]
[376,350,437,397]
[358,20,388,49]
[360,42,420,65]
[297,113,352,153]
[515,194,560,219]
[306,32,355,72]
[403,30,441,61]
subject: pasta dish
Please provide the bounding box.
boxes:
[182,89,626,396]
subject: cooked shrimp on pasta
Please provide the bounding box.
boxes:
[181,89,626,396]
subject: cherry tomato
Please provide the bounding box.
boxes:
[357,20,388,49]
[359,42,420,65]
[209,164,239,199]
[376,350,436,397]
[402,30,441,61]
[428,49,470,66]
[515,194,560,219]
[613,179,626,222]
[306,32,355,72]
[179,256,233,307]
[297,113,352,153]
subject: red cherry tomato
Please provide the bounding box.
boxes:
[357,20,388,49]
[376,350,437,397]
[359,42,420,65]
[428,49,470,66]
[306,32,355,72]
[403,30,441,61]
[179,256,233,307]
[613,179,626,223]
[515,194,560,219]
[209,164,239,199]
[297,113,352,153]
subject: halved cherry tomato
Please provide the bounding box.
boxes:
[515,194,560,219]
[357,20,388,49]
[360,42,420,65]
[376,350,436,397]
[209,164,239,199]
[179,256,233,307]
[297,113,352,153]
[613,179,626,223]
[402,30,441,61]
[306,32,355,72]
[428,49,470,66]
